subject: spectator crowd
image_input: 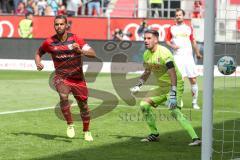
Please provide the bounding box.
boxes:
[0,0,203,19]
[0,0,110,16]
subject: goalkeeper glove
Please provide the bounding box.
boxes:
[167,86,177,109]
[130,79,144,94]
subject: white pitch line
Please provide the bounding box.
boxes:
[0,106,55,115]
[0,104,240,115]
[0,103,78,115]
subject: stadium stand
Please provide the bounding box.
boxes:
[110,0,137,17]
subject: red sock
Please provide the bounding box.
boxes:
[80,104,90,131]
[60,100,73,125]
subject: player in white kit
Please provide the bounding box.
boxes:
[165,8,203,110]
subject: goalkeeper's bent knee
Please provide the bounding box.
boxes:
[140,101,151,113]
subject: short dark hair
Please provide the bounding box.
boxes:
[175,8,185,16]
[144,29,159,38]
[54,15,68,24]
[25,12,33,18]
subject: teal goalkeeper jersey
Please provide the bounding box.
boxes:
[143,45,183,86]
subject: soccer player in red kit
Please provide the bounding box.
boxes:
[35,15,96,141]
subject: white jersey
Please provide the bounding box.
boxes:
[166,23,194,56]
[166,23,198,78]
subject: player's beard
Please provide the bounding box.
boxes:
[56,29,65,36]
[176,18,183,24]
[55,26,66,36]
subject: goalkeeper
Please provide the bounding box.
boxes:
[130,29,201,146]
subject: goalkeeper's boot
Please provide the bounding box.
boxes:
[189,138,201,146]
[67,124,75,138]
[192,103,200,110]
[84,131,93,141]
[141,133,159,142]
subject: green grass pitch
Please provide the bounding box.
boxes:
[0,70,239,160]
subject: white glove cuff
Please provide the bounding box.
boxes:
[136,79,144,87]
[171,86,177,91]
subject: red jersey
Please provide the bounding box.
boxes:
[39,33,87,81]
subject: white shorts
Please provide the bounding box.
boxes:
[174,54,198,78]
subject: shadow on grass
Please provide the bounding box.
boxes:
[28,118,240,160]
[30,129,202,160]
[12,132,73,143]
[10,119,240,160]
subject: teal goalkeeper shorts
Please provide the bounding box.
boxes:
[144,81,184,108]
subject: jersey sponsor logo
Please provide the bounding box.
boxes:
[55,54,75,59]
[150,64,161,70]
[145,63,166,71]
[175,33,188,38]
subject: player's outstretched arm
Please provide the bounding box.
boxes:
[130,68,151,94]
[140,68,151,82]
[167,68,177,87]
[82,48,96,58]
[72,43,96,58]
[35,50,44,71]
[166,61,177,109]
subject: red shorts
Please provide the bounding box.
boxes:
[53,77,88,102]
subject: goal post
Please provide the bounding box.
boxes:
[201,0,216,160]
